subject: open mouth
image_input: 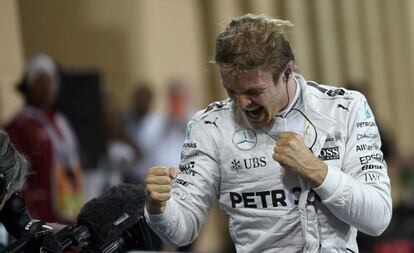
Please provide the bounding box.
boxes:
[245,107,263,119]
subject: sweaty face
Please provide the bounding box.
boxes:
[221,69,287,128]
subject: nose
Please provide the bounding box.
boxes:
[236,94,251,108]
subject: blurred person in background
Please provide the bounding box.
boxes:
[0,129,29,249]
[101,90,142,187]
[125,80,194,251]
[123,84,154,185]
[125,80,193,185]
[5,53,84,224]
[124,83,154,143]
[144,14,392,252]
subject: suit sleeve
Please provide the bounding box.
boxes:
[314,93,392,236]
[144,114,221,246]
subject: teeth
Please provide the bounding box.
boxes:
[244,107,259,112]
[246,107,261,118]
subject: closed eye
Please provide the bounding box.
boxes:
[246,88,265,97]
[225,87,265,99]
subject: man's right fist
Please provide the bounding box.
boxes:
[145,166,178,214]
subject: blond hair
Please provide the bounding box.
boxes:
[215,14,294,81]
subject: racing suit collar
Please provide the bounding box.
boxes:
[295,73,337,154]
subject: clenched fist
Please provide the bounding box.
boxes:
[145,166,178,214]
[272,132,328,188]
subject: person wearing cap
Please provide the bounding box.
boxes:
[5,53,84,224]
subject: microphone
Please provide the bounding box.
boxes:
[56,183,153,252]
[0,193,33,239]
[4,184,153,252]
[1,193,56,253]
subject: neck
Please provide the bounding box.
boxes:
[283,77,297,111]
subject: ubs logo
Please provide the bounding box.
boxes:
[232,129,257,151]
[231,159,242,173]
[231,157,267,172]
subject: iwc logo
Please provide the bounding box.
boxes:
[232,129,257,151]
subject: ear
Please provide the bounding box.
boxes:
[283,68,291,80]
[283,60,294,81]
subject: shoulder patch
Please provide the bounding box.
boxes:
[307,81,346,97]
[203,101,229,114]
[186,100,230,140]
[326,88,346,97]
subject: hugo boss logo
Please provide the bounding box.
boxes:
[318,147,340,160]
[232,128,257,151]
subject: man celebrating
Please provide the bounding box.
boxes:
[144,14,391,252]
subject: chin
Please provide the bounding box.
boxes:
[249,119,268,128]
[249,121,261,128]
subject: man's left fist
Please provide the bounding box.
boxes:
[272,131,327,187]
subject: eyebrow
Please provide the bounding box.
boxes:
[225,86,265,94]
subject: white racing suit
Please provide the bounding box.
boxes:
[145,73,392,253]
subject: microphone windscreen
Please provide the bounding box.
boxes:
[76,184,147,246]
[0,193,32,239]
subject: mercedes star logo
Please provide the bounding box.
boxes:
[232,129,257,151]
